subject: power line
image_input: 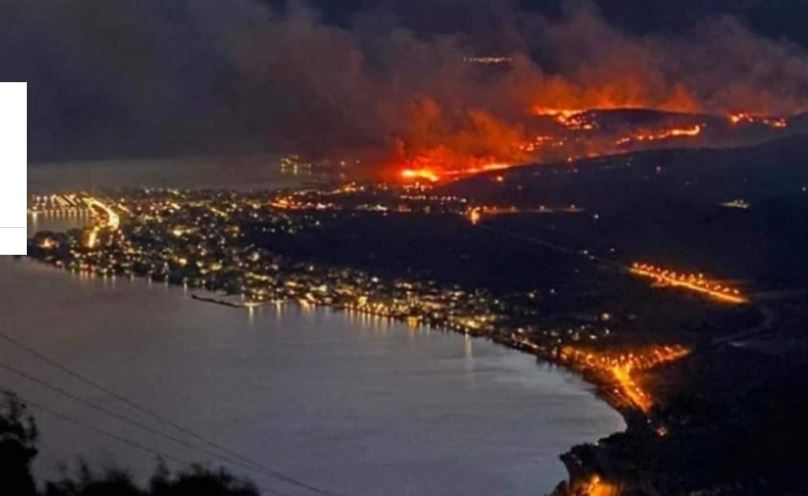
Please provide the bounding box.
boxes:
[0,357,338,496]
[1,389,292,496]
[477,222,628,271]
[0,329,342,496]
[0,328,261,468]
[0,360,257,468]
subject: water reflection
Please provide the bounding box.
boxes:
[0,259,624,496]
[27,211,90,233]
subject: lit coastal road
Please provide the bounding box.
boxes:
[630,263,748,304]
[82,196,120,248]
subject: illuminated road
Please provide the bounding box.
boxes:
[83,197,120,230]
[82,197,120,248]
[630,262,748,304]
[559,345,690,413]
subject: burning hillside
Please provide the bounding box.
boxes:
[392,106,801,183]
[379,7,808,182]
[13,1,808,174]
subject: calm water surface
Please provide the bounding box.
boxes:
[0,258,624,495]
[12,173,624,495]
[29,156,313,193]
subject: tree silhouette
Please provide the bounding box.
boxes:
[0,392,39,496]
[0,393,261,496]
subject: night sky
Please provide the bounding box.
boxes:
[309,0,808,44]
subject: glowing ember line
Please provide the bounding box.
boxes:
[616,124,702,146]
[728,112,788,129]
[630,262,748,304]
[443,162,515,177]
[533,107,588,127]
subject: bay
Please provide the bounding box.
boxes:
[0,258,624,495]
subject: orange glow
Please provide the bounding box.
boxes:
[400,168,440,183]
[533,80,700,114]
[630,262,748,304]
[85,228,98,249]
[84,197,120,230]
[534,108,586,123]
[611,362,653,412]
[579,475,620,496]
[444,161,516,177]
[37,237,55,249]
[531,77,700,118]
[560,345,690,413]
[616,124,702,146]
[466,207,482,225]
[393,150,521,183]
[391,98,531,182]
[389,83,788,180]
[728,112,788,129]
[533,108,599,132]
[520,134,564,153]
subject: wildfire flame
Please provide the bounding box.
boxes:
[580,475,620,496]
[391,93,789,183]
[615,124,703,146]
[728,112,788,129]
[400,168,440,183]
[530,77,700,118]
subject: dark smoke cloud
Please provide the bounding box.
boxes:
[3,0,808,164]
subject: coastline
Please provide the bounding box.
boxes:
[175,278,637,419]
[25,256,632,495]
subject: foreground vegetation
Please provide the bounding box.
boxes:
[0,393,259,496]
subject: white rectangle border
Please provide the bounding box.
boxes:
[0,82,27,255]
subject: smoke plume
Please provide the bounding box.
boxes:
[3,0,808,176]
